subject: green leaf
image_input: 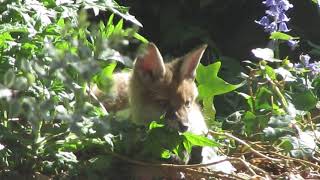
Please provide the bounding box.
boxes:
[148,121,165,130]
[202,96,216,122]
[290,90,317,111]
[133,32,148,43]
[160,149,171,159]
[182,139,192,154]
[270,32,298,41]
[265,65,276,80]
[236,92,254,111]
[4,69,15,88]
[311,0,319,5]
[114,19,123,34]
[255,87,273,110]
[96,62,117,91]
[183,132,219,147]
[242,111,256,135]
[196,62,244,99]
[279,138,294,153]
[0,23,29,34]
[107,14,115,27]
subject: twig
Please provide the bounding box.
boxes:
[311,114,320,123]
[106,149,235,168]
[106,149,275,179]
[209,130,282,162]
[183,168,245,180]
[269,151,320,170]
[239,155,256,176]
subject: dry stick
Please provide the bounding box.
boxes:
[106,149,235,168]
[183,168,245,180]
[108,150,265,179]
[107,150,247,179]
[269,151,320,170]
[106,150,261,179]
[239,155,256,176]
[311,114,320,123]
[209,130,282,162]
[307,113,320,147]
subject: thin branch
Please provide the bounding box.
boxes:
[269,151,320,170]
[87,84,108,115]
[209,130,282,162]
[106,149,235,168]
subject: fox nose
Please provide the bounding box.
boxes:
[178,122,189,132]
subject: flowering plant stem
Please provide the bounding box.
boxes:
[269,79,289,112]
[274,40,280,59]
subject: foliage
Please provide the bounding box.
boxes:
[0,0,225,178]
[0,0,144,178]
[1,0,320,179]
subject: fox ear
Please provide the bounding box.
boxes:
[180,44,207,80]
[135,43,165,78]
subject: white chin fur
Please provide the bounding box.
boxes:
[187,105,208,135]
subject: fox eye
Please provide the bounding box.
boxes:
[185,100,191,108]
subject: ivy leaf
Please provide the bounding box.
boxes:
[255,87,273,111]
[202,96,216,122]
[290,90,317,111]
[182,132,220,147]
[196,62,244,99]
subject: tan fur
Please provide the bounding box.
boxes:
[93,43,208,134]
[130,58,198,127]
[92,72,130,112]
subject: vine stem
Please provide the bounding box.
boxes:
[269,79,289,111]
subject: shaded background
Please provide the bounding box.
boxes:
[115,0,320,116]
[119,0,320,63]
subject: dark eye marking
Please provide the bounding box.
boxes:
[185,99,191,108]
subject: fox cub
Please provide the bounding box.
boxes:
[93,42,209,158]
[93,43,208,135]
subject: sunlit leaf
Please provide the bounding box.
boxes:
[270,32,298,41]
[183,132,220,147]
[196,62,244,99]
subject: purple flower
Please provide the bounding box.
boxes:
[256,0,298,48]
[278,0,293,11]
[255,16,270,26]
[287,40,299,49]
[296,55,320,76]
[278,13,290,22]
[300,54,311,65]
[256,0,294,33]
[279,22,290,32]
[266,6,281,16]
[263,0,277,6]
[266,22,278,32]
[308,62,320,76]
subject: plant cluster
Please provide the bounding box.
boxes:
[1,0,320,179]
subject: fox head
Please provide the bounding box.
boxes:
[130,43,207,132]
